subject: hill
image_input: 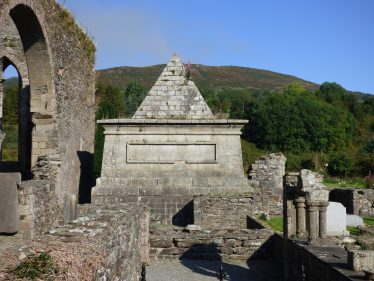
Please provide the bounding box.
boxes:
[96,64,319,93]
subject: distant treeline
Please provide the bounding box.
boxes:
[94,81,374,179]
[2,79,374,180]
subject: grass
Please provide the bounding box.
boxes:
[323,177,365,189]
[347,226,363,236]
[262,216,283,232]
[363,217,374,226]
[241,139,266,173]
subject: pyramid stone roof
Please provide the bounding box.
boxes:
[132,54,213,119]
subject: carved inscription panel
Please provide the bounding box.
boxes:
[127,143,217,164]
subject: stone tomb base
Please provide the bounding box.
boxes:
[92,119,251,225]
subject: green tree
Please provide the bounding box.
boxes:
[3,85,18,125]
[328,152,353,177]
[316,82,346,104]
[245,87,355,153]
[124,81,147,117]
[94,83,125,177]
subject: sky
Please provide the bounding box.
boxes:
[4,0,374,94]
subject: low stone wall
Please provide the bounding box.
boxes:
[329,188,374,216]
[248,153,286,215]
[348,250,374,273]
[270,234,366,281]
[150,225,273,261]
[0,204,148,281]
[18,179,63,240]
[193,192,283,231]
[92,186,194,226]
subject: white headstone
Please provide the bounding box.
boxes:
[346,215,364,227]
[327,201,349,236]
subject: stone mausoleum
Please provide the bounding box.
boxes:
[92,55,251,225]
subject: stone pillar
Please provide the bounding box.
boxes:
[295,197,306,237]
[306,202,319,242]
[0,61,3,161]
[318,202,329,239]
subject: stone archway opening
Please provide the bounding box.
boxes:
[0,57,32,179]
[0,3,55,179]
[0,0,96,239]
[1,63,19,163]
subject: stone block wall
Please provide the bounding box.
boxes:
[0,204,148,281]
[0,0,96,224]
[92,184,194,226]
[249,153,286,189]
[329,188,374,216]
[248,153,286,215]
[194,194,270,230]
[348,250,374,273]
[17,179,62,240]
[270,234,366,281]
[150,225,273,261]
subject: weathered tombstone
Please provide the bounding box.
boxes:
[0,173,21,233]
[326,202,349,236]
[346,214,364,227]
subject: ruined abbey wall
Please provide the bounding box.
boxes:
[0,0,96,235]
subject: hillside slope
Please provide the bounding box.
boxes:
[97,64,319,92]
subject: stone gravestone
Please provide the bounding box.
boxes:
[346,215,364,227]
[326,202,349,236]
[0,173,21,233]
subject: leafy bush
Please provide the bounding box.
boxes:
[241,139,266,173]
[328,152,353,177]
[364,172,374,189]
[245,89,355,153]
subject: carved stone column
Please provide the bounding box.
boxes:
[318,202,329,239]
[0,63,3,161]
[295,197,306,237]
[306,202,319,242]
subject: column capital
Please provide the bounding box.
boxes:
[294,197,306,204]
[318,201,329,212]
[306,201,319,209]
[318,201,329,207]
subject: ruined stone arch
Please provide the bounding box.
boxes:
[0,1,56,176]
[0,0,96,233]
[0,55,32,175]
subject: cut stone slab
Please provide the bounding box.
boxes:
[346,215,364,227]
[0,173,21,233]
[133,54,213,120]
[327,202,349,236]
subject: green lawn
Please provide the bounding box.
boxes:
[323,177,365,189]
[263,216,283,232]
[347,226,363,236]
[364,217,374,226]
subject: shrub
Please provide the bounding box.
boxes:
[328,152,353,177]
[364,171,374,189]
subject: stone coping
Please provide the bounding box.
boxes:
[98,119,248,125]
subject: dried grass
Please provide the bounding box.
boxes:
[0,238,105,280]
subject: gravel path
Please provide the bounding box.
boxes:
[147,259,282,281]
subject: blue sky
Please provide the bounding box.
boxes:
[5,0,374,94]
